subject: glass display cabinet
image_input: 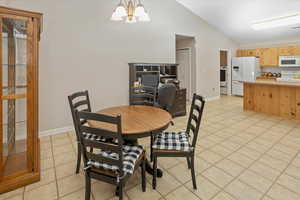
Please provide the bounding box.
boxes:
[0,6,42,193]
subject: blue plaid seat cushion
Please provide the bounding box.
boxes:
[87,145,144,175]
[152,131,192,151]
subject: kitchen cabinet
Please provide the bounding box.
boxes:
[296,88,300,120]
[246,49,256,56]
[280,87,296,119]
[236,49,247,57]
[244,82,300,120]
[220,50,228,67]
[278,46,295,56]
[259,48,278,67]
[294,46,300,56]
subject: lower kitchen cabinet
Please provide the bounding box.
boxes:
[244,82,300,120]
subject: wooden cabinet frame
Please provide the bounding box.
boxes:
[0,6,42,194]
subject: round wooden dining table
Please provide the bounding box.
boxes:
[88,105,172,139]
[88,105,172,178]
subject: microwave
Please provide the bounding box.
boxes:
[279,56,300,67]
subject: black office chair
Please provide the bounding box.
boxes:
[156,83,177,112]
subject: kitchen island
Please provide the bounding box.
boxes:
[243,80,300,120]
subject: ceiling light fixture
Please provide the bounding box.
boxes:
[111,0,150,23]
[252,13,300,30]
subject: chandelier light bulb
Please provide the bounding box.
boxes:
[114,3,127,18]
[134,4,146,17]
[111,11,123,21]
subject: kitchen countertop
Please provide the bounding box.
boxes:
[243,80,300,87]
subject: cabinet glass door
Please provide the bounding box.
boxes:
[1,16,31,176]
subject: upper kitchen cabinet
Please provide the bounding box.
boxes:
[294,46,300,56]
[220,50,228,67]
[278,46,295,56]
[236,49,256,57]
[246,49,256,56]
[257,48,279,67]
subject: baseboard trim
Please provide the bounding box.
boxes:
[39,126,74,138]
[205,95,220,102]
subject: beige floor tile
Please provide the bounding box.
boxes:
[210,145,233,157]
[57,174,85,197]
[227,152,254,168]
[126,184,161,200]
[194,157,212,173]
[284,165,300,180]
[267,184,300,200]
[92,182,116,200]
[197,150,224,164]
[266,148,296,163]
[238,170,273,193]
[41,157,54,171]
[248,161,281,181]
[54,152,76,167]
[225,180,263,200]
[185,175,221,200]
[24,182,57,200]
[211,192,235,200]
[216,159,245,177]
[41,149,53,160]
[202,166,234,188]
[53,144,74,155]
[25,168,55,191]
[59,188,90,200]
[277,174,300,195]
[219,141,241,151]
[237,147,262,160]
[261,196,274,200]
[2,195,23,200]
[52,137,71,147]
[291,156,300,168]
[156,157,182,169]
[56,161,78,180]
[168,162,194,183]
[146,170,181,195]
[165,186,199,200]
[0,188,24,200]
[259,155,289,172]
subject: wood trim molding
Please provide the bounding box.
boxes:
[39,126,74,138]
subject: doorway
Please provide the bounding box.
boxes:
[176,35,196,102]
[219,49,231,96]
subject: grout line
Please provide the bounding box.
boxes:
[260,151,300,200]
[50,135,60,200]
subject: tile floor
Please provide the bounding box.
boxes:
[1,96,300,200]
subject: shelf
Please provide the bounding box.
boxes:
[136,71,159,73]
[2,93,26,100]
[2,64,27,66]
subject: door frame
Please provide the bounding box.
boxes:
[176,47,193,101]
[219,48,232,96]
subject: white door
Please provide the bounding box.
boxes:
[176,48,192,101]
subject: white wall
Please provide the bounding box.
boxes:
[2,0,238,134]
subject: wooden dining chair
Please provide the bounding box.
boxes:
[151,94,205,190]
[74,110,146,200]
[68,91,92,174]
[131,86,156,106]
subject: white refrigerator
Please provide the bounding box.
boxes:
[232,57,260,96]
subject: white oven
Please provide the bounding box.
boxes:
[220,68,227,87]
[279,56,300,67]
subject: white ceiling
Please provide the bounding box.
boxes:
[176,0,300,45]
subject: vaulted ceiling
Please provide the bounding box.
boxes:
[176,0,300,45]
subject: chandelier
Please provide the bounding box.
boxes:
[111,0,150,23]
